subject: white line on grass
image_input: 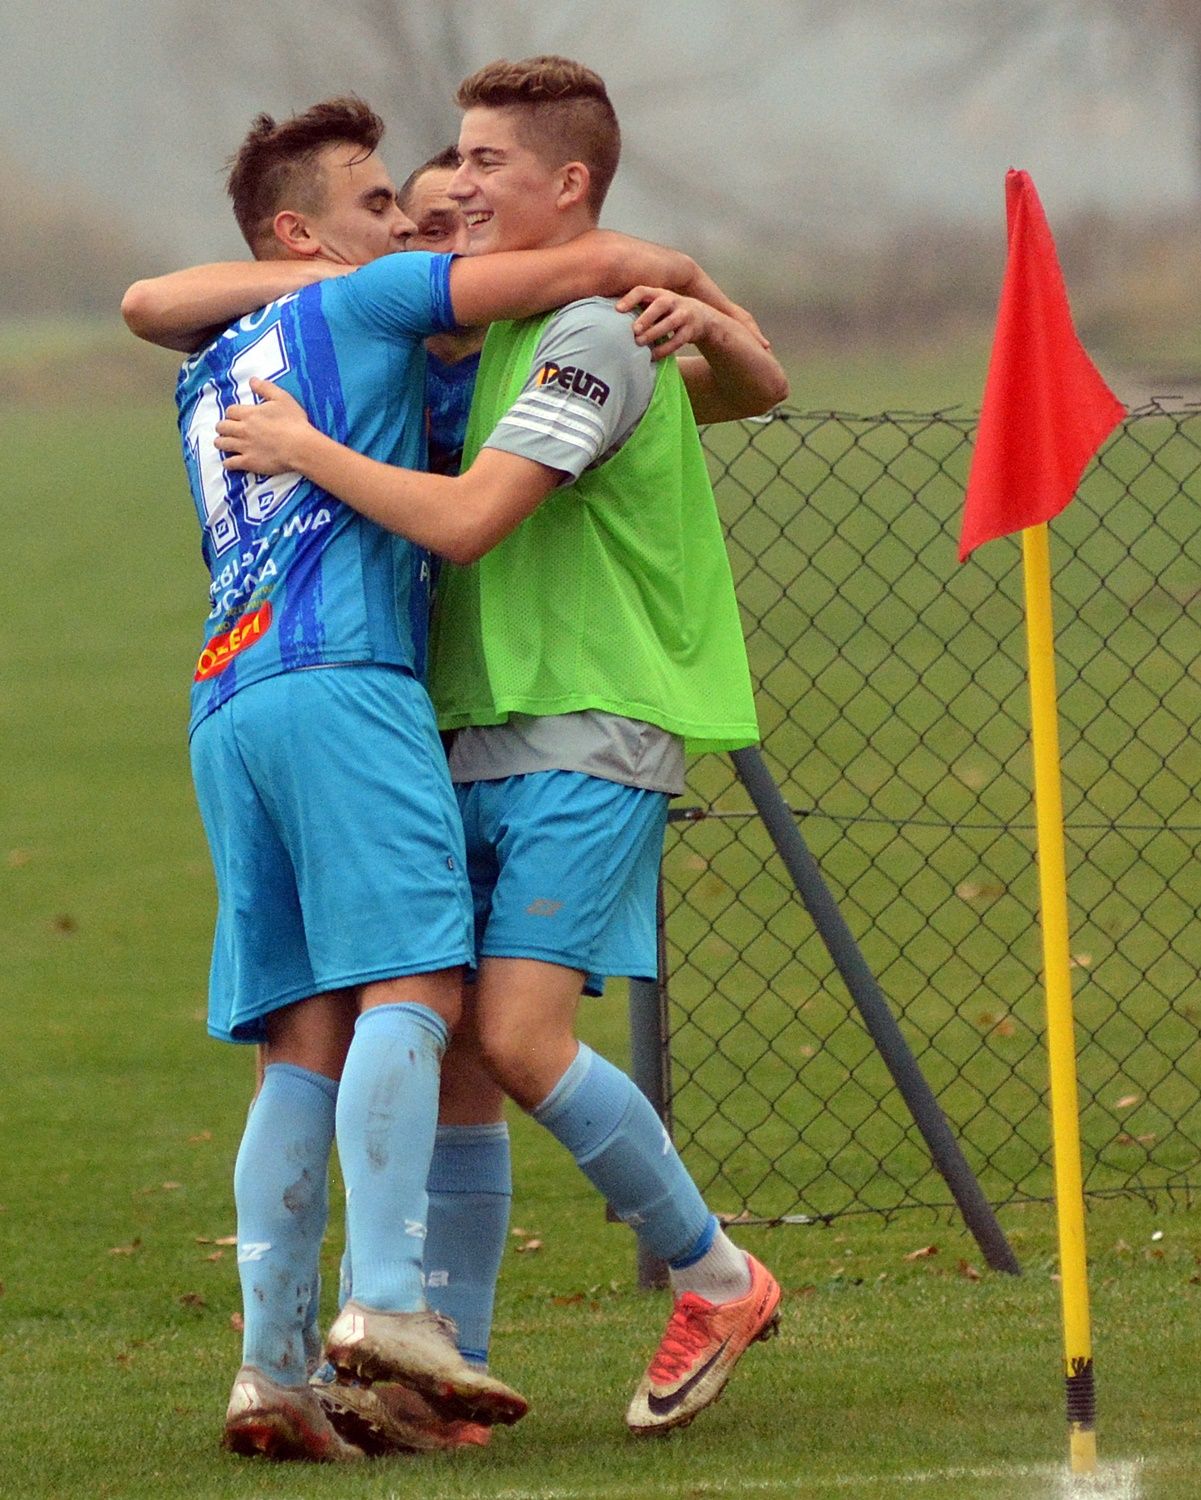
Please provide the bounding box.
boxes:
[428,1455,1145,1500]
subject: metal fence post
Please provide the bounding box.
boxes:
[731,746,1022,1275]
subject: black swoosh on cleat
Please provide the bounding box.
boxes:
[646,1337,732,1417]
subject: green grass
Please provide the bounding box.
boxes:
[2,359,1199,1497]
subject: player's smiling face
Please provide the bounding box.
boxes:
[305,142,414,264]
[450,107,576,255]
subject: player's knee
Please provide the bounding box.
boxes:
[361,969,463,1030]
[474,1020,577,1112]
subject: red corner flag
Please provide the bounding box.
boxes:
[959,170,1125,562]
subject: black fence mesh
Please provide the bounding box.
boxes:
[664,406,1201,1222]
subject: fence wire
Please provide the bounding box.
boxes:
[666,405,1201,1222]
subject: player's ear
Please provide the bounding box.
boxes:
[557,162,590,213]
[273,209,321,259]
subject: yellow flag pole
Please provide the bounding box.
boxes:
[1021,521,1097,1475]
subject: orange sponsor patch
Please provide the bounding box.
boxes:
[195,601,273,682]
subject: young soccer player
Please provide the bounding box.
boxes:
[212,58,788,1439]
[397,146,485,477]
[123,92,771,1461]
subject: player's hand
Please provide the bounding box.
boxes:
[617,287,770,361]
[215,377,314,475]
[672,264,771,350]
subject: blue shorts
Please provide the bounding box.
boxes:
[190,666,473,1044]
[455,771,668,987]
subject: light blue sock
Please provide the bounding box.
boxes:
[424,1123,512,1365]
[533,1044,713,1264]
[234,1063,337,1386]
[335,1002,448,1312]
[338,1242,353,1310]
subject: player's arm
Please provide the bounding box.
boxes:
[446,228,757,330]
[616,286,789,423]
[121,260,346,353]
[215,376,558,564]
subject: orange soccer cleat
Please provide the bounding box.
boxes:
[626,1254,782,1435]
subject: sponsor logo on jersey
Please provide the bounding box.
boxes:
[534,362,610,406]
[526,898,564,917]
[194,601,273,681]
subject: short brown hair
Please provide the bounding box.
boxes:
[226,96,385,256]
[397,145,461,216]
[456,56,620,215]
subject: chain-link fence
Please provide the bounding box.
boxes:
[663,405,1201,1224]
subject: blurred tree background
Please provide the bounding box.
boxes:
[3,0,1199,391]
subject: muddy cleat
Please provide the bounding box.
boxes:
[316,1376,492,1454]
[222,1364,364,1462]
[626,1254,782,1436]
[325,1301,528,1427]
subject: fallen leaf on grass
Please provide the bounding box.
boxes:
[1068,952,1093,969]
[551,1292,586,1306]
[108,1238,142,1257]
[187,1131,212,1145]
[215,1235,237,1246]
[1115,1094,1141,1110]
[904,1244,939,1261]
[178,1292,207,1308]
[957,1260,982,1282]
[514,1238,542,1254]
[203,1251,224,1263]
[229,1312,244,1332]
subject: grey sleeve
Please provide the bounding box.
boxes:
[479,297,658,481]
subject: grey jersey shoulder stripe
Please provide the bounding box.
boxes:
[504,388,608,437]
[496,413,598,453]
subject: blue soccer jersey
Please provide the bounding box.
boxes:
[426,348,481,476]
[176,251,457,733]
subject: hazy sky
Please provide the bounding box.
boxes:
[3,0,1195,274]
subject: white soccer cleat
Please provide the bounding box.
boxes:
[325,1300,529,1426]
[314,1374,493,1453]
[222,1364,364,1461]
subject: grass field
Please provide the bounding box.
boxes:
[2,335,1200,1498]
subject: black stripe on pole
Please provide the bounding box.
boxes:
[1066,1357,1096,1429]
[730,746,1021,1276]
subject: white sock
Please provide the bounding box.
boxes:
[668,1228,752,1304]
